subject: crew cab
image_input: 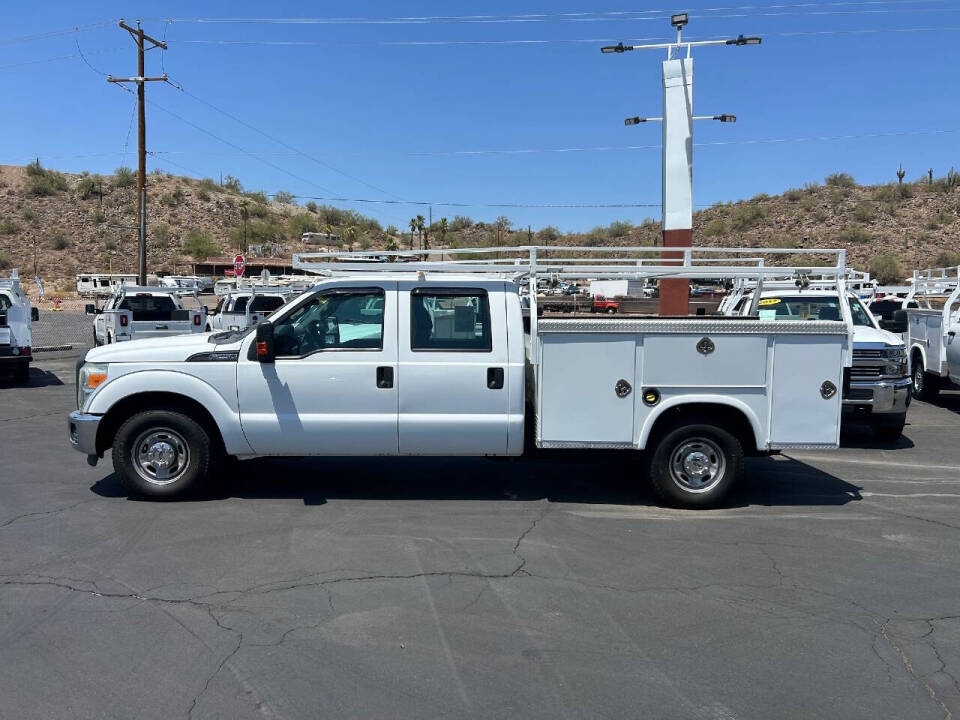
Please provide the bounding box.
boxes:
[87,286,206,345]
[207,287,299,332]
[904,267,960,401]
[69,269,851,508]
[726,288,910,441]
[0,270,39,383]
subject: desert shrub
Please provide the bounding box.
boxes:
[803,181,821,193]
[825,172,856,188]
[704,218,728,237]
[153,224,171,249]
[248,203,269,219]
[926,212,953,230]
[161,187,184,207]
[112,166,136,189]
[21,208,37,223]
[91,207,106,223]
[198,178,218,192]
[76,174,102,200]
[25,163,68,196]
[450,215,473,231]
[607,220,633,238]
[852,202,875,223]
[812,209,828,222]
[873,183,913,202]
[305,201,318,213]
[0,218,19,235]
[274,190,296,205]
[751,192,770,202]
[869,253,904,284]
[799,195,816,211]
[195,188,211,202]
[222,175,242,193]
[730,205,766,231]
[244,190,269,204]
[767,235,799,249]
[827,188,848,207]
[836,226,871,244]
[103,238,118,251]
[229,218,285,247]
[182,230,219,259]
[48,232,69,250]
[783,188,804,202]
[0,250,10,269]
[934,251,960,267]
[287,213,319,239]
[537,225,562,244]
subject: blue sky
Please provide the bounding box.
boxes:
[1,0,958,232]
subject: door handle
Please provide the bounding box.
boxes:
[487,367,504,389]
[376,366,394,389]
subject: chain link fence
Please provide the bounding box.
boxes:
[32,313,93,353]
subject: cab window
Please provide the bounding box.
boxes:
[273,289,384,357]
[250,295,285,313]
[0,293,11,314]
[411,288,491,351]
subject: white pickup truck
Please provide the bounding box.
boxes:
[904,267,960,401]
[69,247,853,508]
[87,286,206,346]
[0,270,39,383]
[723,284,910,441]
[206,286,300,332]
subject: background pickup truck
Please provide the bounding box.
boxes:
[207,287,296,332]
[70,275,849,508]
[87,287,206,346]
[0,271,39,382]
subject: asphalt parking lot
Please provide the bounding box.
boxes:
[2,355,959,720]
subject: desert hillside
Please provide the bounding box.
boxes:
[1,163,959,295]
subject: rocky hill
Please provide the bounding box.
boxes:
[1,163,959,295]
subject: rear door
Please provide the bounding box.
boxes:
[397,282,510,455]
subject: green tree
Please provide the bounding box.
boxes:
[438,217,448,246]
[183,231,220,260]
[869,253,904,284]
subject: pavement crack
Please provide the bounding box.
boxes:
[0,499,96,529]
[186,607,244,720]
[877,618,954,720]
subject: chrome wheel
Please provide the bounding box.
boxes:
[132,428,190,486]
[669,437,726,493]
[913,364,924,396]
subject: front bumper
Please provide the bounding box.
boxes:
[68,411,101,455]
[843,376,912,415]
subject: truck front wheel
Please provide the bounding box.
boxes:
[648,423,743,508]
[112,410,213,498]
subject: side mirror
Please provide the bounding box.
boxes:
[255,321,275,363]
[883,309,908,334]
[31,307,39,322]
[85,304,96,315]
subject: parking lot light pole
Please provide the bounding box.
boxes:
[602,13,760,315]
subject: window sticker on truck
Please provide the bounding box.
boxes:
[758,298,781,306]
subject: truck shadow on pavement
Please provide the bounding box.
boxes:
[90,452,862,509]
[838,424,916,450]
[0,366,64,388]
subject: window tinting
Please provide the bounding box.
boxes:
[250,296,285,313]
[411,289,492,351]
[117,295,178,321]
[273,290,384,357]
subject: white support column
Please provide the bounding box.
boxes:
[662,58,694,233]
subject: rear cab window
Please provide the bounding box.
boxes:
[410,288,492,351]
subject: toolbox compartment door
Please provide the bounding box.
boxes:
[769,335,844,446]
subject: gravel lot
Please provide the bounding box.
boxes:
[1,355,959,719]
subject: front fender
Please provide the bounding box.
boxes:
[909,342,928,374]
[87,368,252,455]
[637,394,765,451]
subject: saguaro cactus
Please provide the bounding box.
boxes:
[896,163,906,185]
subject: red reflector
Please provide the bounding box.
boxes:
[119,315,129,327]
[256,341,268,356]
[22,346,30,356]
[251,315,258,323]
[193,315,201,326]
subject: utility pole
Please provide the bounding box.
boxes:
[603,14,760,315]
[108,19,167,286]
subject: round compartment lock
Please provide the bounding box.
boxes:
[615,379,632,398]
[820,380,837,399]
[696,337,715,355]
[642,388,661,406]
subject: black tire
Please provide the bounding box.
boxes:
[912,359,940,401]
[112,409,213,498]
[14,361,29,384]
[871,413,906,443]
[93,329,102,347]
[648,422,744,508]
[606,307,617,314]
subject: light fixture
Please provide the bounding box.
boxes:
[713,114,737,123]
[625,117,646,125]
[670,13,689,29]
[601,42,629,53]
[727,35,762,46]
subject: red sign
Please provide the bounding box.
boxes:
[234,254,246,278]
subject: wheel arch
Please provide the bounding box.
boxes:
[638,399,762,454]
[910,343,928,374]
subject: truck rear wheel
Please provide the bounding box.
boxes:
[648,423,743,508]
[112,409,213,498]
[912,360,940,401]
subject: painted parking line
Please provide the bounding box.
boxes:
[566,510,878,521]
[787,455,960,472]
[861,492,960,498]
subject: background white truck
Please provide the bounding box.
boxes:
[904,266,960,401]
[69,246,852,508]
[207,285,302,332]
[0,270,39,383]
[721,277,911,440]
[87,286,206,346]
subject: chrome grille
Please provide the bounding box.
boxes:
[853,349,884,360]
[850,366,883,380]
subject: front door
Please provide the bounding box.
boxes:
[397,281,510,455]
[237,282,398,456]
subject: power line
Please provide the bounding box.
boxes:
[0,21,111,46]
[279,194,659,209]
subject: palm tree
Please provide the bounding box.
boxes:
[415,214,426,250]
[408,217,418,250]
[438,217,449,246]
[343,225,359,251]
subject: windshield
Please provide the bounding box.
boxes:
[755,295,874,327]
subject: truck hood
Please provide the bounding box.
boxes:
[852,324,903,347]
[85,333,241,363]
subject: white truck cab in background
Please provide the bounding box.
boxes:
[904,266,960,401]
[724,279,910,441]
[68,246,853,509]
[87,286,206,346]
[0,270,39,383]
[207,285,303,332]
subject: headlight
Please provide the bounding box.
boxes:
[77,363,109,410]
[882,347,907,360]
[882,346,908,376]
